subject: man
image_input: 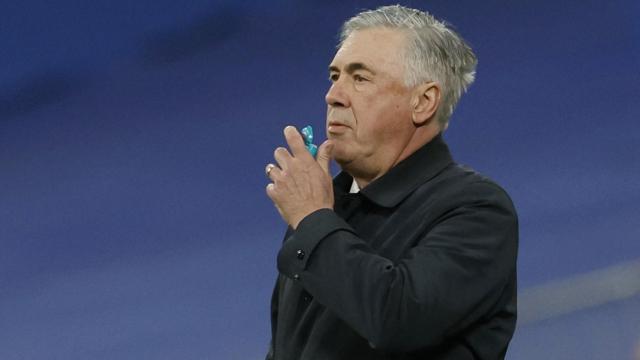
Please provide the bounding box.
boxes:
[264,5,518,360]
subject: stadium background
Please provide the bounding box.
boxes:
[2,0,639,358]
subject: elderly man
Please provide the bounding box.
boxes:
[264,5,518,360]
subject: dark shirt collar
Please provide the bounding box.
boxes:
[333,134,453,208]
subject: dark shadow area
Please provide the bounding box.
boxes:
[0,70,89,120]
[140,5,244,66]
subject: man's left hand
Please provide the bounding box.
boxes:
[266,126,334,229]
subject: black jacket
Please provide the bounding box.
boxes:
[267,135,518,359]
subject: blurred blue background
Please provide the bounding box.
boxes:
[1,0,639,359]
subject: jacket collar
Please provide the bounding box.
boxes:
[333,134,453,208]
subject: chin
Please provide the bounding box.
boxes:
[332,148,357,170]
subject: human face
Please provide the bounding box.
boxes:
[326,28,416,182]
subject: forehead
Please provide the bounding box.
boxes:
[331,27,408,75]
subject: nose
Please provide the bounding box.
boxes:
[325,79,350,108]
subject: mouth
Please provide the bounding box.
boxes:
[327,121,351,134]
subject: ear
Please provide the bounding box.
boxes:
[411,82,441,127]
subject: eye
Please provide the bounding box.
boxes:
[329,73,339,82]
[353,74,368,82]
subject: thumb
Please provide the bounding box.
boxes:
[316,140,333,174]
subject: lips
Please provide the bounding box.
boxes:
[328,120,351,128]
[327,121,350,134]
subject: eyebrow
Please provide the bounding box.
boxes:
[328,62,377,75]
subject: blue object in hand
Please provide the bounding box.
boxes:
[301,125,318,157]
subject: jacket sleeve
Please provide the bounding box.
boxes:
[276,181,518,352]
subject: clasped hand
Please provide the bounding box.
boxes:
[266,126,334,229]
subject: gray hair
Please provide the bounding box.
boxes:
[339,5,477,127]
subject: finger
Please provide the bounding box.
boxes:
[274,147,292,171]
[265,163,282,181]
[266,183,276,198]
[266,182,278,203]
[265,163,276,178]
[284,126,312,160]
[265,183,286,218]
[316,140,334,175]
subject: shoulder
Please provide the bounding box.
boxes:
[414,163,517,217]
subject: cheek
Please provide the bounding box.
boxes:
[351,88,411,137]
[361,104,412,143]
